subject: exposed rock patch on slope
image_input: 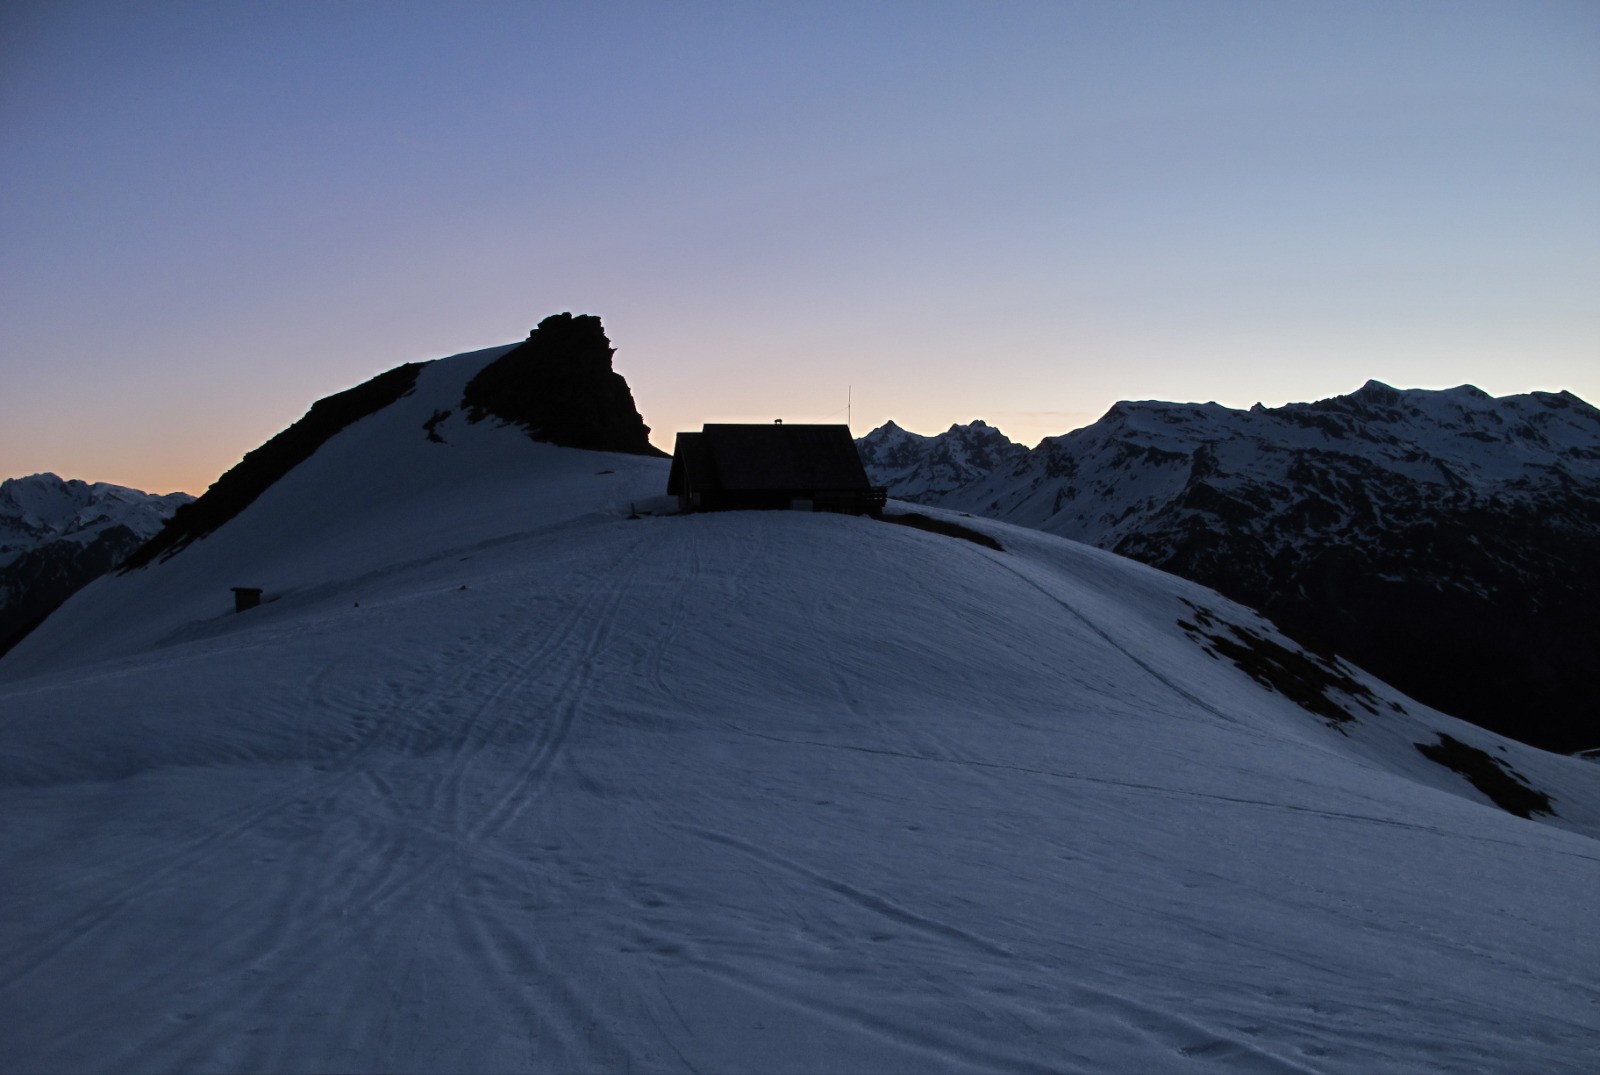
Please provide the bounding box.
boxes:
[1415,733,1554,820]
[1178,598,1384,731]
[461,312,663,457]
[940,381,1600,753]
[1176,596,1560,821]
[856,419,1027,503]
[0,474,191,654]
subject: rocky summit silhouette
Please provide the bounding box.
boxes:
[462,312,663,457]
[120,312,662,575]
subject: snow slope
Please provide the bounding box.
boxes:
[2,348,1597,1073]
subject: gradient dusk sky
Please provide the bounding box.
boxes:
[3,1,1596,494]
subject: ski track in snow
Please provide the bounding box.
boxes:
[677,824,1017,960]
[982,548,1249,728]
[4,507,1596,1072]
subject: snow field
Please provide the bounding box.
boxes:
[2,345,1596,1073]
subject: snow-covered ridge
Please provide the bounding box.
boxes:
[948,380,1599,539]
[855,419,1027,503]
[0,473,190,567]
[937,381,1600,754]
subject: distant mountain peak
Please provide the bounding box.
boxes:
[867,419,906,436]
[0,473,192,655]
[1,473,191,562]
[857,419,1026,504]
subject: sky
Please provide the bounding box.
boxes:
[2,0,1596,494]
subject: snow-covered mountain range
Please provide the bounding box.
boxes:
[0,473,191,654]
[864,382,1600,754]
[855,419,1028,503]
[3,323,1596,1072]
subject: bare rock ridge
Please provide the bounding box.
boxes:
[461,312,664,457]
[122,363,426,569]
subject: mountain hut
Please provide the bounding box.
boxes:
[667,423,887,515]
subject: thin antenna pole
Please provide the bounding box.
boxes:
[848,386,852,429]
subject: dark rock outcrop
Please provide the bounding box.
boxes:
[1,525,146,656]
[461,313,664,457]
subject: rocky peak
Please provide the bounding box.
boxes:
[1354,378,1403,401]
[1,473,191,567]
[857,419,1026,504]
[857,419,910,447]
[460,313,663,457]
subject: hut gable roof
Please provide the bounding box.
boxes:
[667,431,711,495]
[668,424,870,494]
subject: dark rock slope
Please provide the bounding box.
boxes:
[462,312,664,457]
[940,381,1600,754]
